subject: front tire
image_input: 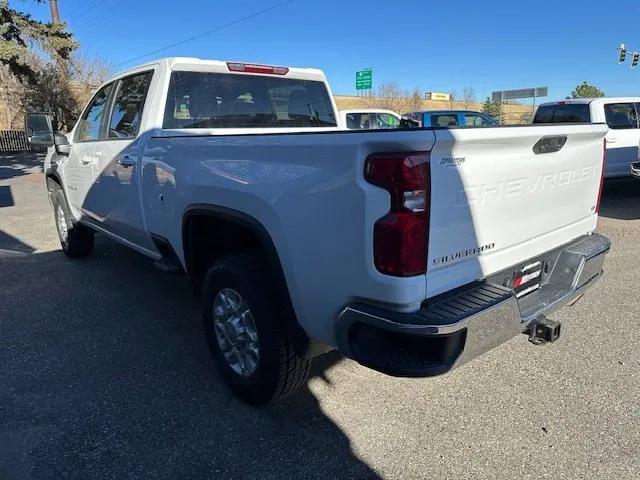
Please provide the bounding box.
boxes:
[202,254,310,405]
[52,188,94,258]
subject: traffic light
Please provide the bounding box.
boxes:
[632,52,640,68]
[619,43,627,63]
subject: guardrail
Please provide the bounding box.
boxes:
[0,130,31,152]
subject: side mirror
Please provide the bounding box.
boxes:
[25,112,54,148]
[54,133,71,156]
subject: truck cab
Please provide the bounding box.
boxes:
[533,97,640,178]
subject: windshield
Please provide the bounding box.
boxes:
[163,71,337,129]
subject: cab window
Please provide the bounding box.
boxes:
[375,113,399,128]
[345,113,373,129]
[464,113,495,126]
[163,71,336,128]
[532,104,591,123]
[604,103,638,129]
[431,114,459,127]
[75,83,113,142]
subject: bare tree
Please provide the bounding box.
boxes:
[364,81,413,114]
[0,51,112,131]
[410,87,423,111]
[0,65,27,129]
[68,51,113,110]
[462,86,476,110]
[448,89,457,110]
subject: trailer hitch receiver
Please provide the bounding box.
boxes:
[527,316,561,345]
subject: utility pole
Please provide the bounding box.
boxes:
[49,0,61,24]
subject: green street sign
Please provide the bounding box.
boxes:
[356,69,372,90]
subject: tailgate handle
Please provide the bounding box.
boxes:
[533,136,567,154]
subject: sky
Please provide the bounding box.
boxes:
[15,0,640,102]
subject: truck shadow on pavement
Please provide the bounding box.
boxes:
[0,152,46,181]
[0,234,382,480]
[599,178,640,221]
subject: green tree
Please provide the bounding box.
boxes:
[0,0,77,81]
[482,97,502,122]
[570,81,605,99]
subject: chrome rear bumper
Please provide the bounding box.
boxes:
[336,233,611,377]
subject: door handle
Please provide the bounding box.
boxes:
[118,155,136,168]
[80,155,92,165]
[607,137,617,144]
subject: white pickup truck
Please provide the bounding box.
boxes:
[27,58,610,405]
[533,97,640,178]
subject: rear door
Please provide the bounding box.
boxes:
[89,69,156,252]
[602,102,638,177]
[426,124,607,297]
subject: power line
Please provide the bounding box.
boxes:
[113,0,297,68]
[66,0,106,23]
[74,0,132,34]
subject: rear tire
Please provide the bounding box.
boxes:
[52,188,94,258]
[202,253,310,405]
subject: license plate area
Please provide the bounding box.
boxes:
[512,260,543,298]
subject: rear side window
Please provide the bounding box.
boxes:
[108,71,154,139]
[532,104,591,124]
[431,114,459,127]
[604,103,638,129]
[345,113,372,129]
[163,71,336,128]
[376,113,399,128]
[464,113,495,126]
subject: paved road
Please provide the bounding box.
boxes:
[1,153,638,480]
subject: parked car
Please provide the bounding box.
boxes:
[26,57,610,405]
[533,97,640,178]
[339,109,401,130]
[402,110,498,127]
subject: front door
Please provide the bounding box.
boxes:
[63,82,114,219]
[603,102,639,178]
[89,70,156,252]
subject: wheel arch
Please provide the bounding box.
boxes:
[44,167,65,209]
[182,204,317,357]
[45,168,62,189]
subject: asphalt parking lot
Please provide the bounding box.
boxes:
[1,152,638,480]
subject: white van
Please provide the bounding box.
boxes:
[533,97,640,178]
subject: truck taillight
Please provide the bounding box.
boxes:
[364,152,430,276]
[596,138,606,213]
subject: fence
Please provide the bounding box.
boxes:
[0,130,31,152]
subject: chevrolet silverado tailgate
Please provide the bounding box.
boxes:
[426,124,607,298]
